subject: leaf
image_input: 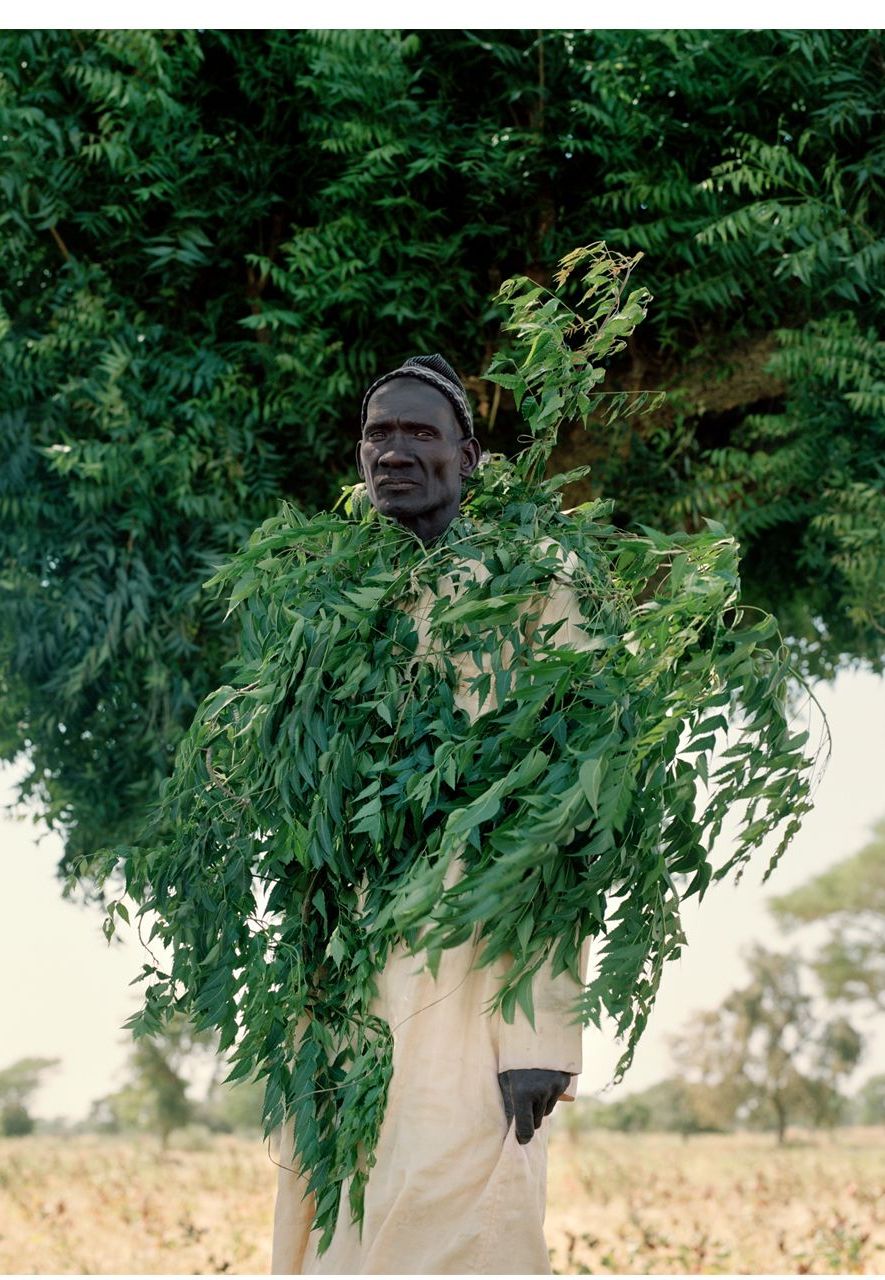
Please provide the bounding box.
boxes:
[343,586,388,610]
[514,970,537,1030]
[579,757,605,815]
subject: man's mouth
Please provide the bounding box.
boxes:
[377,477,420,490]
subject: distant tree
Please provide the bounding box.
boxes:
[575,1076,728,1137]
[197,1077,265,1134]
[91,1015,219,1146]
[0,1056,59,1136]
[130,1039,192,1147]
[556,1076,726,1140]
[806,1016,865,1128]
[1,1104,33,1136]
[623,1076,727,1137]
[852,1074,885,1126]
[770,818,885,1013]
[605,1095,652,1134]
[555,1095,612,1144]
[86,1084,143,1134]
[670,947,863,1143]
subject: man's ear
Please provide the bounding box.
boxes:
[355,440,365,480]
[460,436,481,478]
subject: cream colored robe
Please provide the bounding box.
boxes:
[272,542,593,1275]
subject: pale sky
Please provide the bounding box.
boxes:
[2,667,883,1121]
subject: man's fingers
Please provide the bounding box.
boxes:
[498,1071,514,1126]
[514,1095,536,1144]
[499,1069,571,1143]
[546,1071,571,1116]
[500,1070,534,1143]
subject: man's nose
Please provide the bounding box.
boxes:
[378,432,414,466]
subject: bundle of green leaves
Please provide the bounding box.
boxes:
[102,246,819,1248]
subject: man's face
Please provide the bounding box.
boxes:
[357,378,480,540]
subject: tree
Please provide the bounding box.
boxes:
[770,818,885,1013]
[555,1095,612,1144]
[128,1039,191,1147]
[852,1073,885,1125]
[198,1077,265,1134]
[556,1076,725,1139]
[90,1044,191,1146]
[604,1095,653,1134]
[670,947,862,1143]
[0,1056,59,1136]
[1,1104,34,1136]
[90,1015,219,1146]
[0,30,882,882]
[805,1016,865,1128]
[613,1076,726,1136]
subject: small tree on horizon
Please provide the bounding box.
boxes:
[852,1074,885,1126]
[89,1015,220,1147]
[770,818,885,1015]
[669,947,863,1143]
[0,1056,60,1137]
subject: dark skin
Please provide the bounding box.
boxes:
[358,376,573,1143]
[357,378,481,543]
[499,1069,574,1144]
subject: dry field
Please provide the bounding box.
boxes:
[0,1126,883,1274]
[546,1126,885,1275]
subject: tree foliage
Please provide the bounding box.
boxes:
[770,817,885,1012]
[198,1075,266,1134]
[88,1013,219,1145]
[0,1055,59,1136]
[852,1073,885,1125]
[0,29,881,879]
[95,246,818,1247]
[98,1039,191,1147]
[562,1076,725,1136]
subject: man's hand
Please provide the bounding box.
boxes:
[498,1068,572,1144]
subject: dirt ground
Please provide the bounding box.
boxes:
[1,1126,883,1274]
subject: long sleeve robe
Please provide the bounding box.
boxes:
[271,542,593,1275]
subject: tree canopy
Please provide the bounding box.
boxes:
[88,1015,221,1145]
[770,817,885,1012]
[669,946,863,1143]
[1,28,882,877]
[0,1055,59,1136]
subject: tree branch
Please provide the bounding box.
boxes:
[49,224,71,262]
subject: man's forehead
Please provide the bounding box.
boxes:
[363,377,459,428]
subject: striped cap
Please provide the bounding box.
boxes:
[361,354,474,439]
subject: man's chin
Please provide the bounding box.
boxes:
[372,491,426,519]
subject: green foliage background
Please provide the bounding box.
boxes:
[1,28,882,878]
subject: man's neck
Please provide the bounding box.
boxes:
[395,502,460,544]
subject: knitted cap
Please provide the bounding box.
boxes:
[361,354,474,439]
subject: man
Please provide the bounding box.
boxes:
[272,355,591,1275]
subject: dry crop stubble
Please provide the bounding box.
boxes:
[0,1127,883,1273]
[0,1133,274,1274]
[546,1124,885,1274]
